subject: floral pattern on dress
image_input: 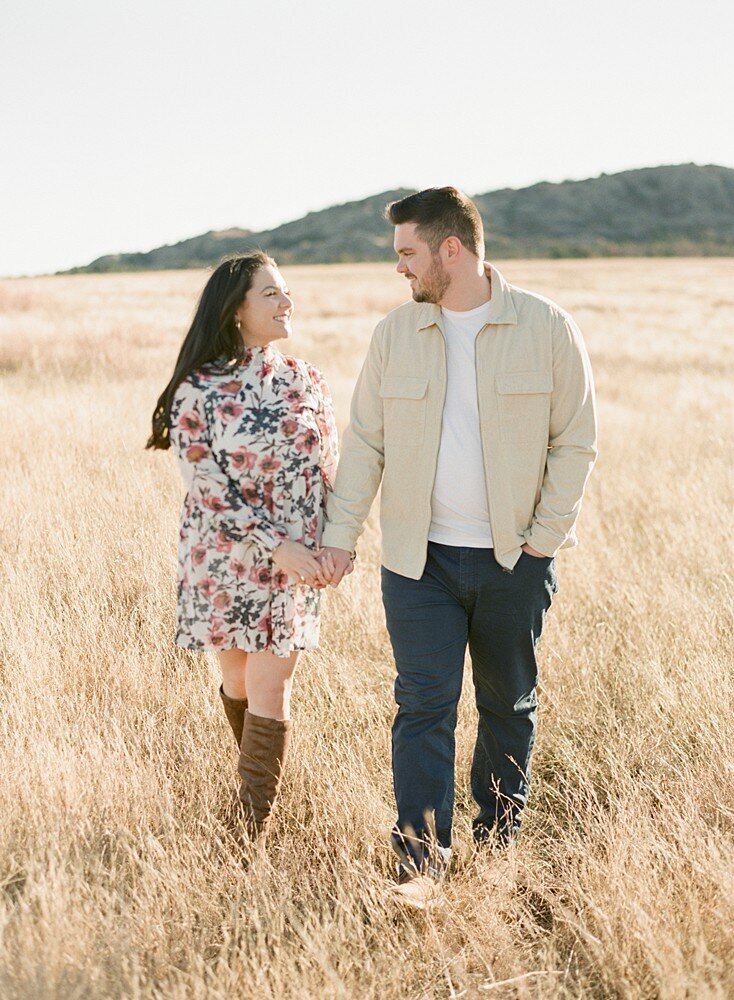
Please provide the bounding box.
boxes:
[169,342,339,656]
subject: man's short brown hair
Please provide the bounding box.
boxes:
[385,187,485,258]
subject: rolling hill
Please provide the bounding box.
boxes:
[64,163,734,272]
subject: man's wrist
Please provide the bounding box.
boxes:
[522,527,558,558]
[521,542,547,558]
[321,525,360,552]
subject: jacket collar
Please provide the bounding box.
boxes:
[416,262,518,331]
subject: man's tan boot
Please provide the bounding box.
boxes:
[237,710,292,846]
[219,684,247,748]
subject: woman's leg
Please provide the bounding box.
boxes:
[217,648,248,699]
[236,650,300,843]
[216,649,249,748]
[244,650,299,720]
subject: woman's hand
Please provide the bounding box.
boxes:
[272,539,330,587]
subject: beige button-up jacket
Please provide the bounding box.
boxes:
[321,263,598,577]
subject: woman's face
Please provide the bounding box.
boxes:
[234,264,293,346]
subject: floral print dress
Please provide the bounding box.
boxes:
[169,342,340,656]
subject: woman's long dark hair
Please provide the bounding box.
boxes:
[146,251,275,450]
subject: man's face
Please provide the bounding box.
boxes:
[393,222,450,304]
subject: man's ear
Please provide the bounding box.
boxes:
[443,236,462,262]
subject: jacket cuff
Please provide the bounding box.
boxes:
[522,524,564,558]
[321,524,359,553]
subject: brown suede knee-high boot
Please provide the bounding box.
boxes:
[219,684,248,748]
[237,710,292,842]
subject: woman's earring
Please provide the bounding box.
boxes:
[235,318,241,332]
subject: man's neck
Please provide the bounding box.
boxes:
[439,267,492,312]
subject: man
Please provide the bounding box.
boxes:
[320,187,597,897]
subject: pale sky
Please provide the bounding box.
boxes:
[1,0,731,276]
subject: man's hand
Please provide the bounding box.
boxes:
[521,542,548,558]
[318,546,354,587]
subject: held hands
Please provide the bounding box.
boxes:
[272,539,331,588]
[272,540,354,588]
[317,546,355,587]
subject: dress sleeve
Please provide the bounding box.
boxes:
[170,375,288,555]
[307,364,340,491]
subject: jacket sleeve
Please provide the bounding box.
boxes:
[523,311,598,556]
[307,363,340,492]
[320,321,385,553]
[170,376,288,555]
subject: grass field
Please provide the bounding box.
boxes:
[1,259,733,998]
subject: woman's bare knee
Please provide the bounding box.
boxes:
[245,651,299,721]
[217,649,248,699]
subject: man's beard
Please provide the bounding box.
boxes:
[411,254,451,303]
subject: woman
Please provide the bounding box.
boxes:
[146,251,349,847]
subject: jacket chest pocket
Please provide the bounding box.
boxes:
[380,375,429,448]
[495,371,553,443]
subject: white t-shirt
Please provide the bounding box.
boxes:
[428,300,493,548]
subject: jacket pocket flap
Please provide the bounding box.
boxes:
[495,371,554,394]
[379,376,429,400]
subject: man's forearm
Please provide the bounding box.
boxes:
[321,320,386,553]
[321,422,384,551]
[523,442,598,556]
[523,311,598,556]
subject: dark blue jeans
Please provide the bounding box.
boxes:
[381,542,557,868]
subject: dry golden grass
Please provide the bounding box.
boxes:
[0,260,732,998]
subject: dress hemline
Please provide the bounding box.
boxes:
[174,636,319,658]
